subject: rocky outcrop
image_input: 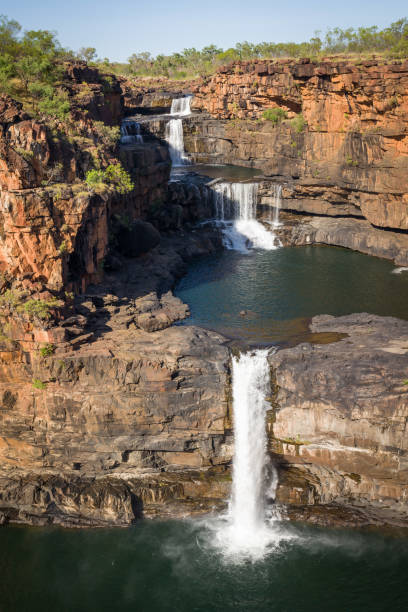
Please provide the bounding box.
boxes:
[269,313,408,527]
[274,214,408,266]
[183,58,408,234]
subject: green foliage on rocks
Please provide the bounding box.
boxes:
[290,113,306,133]
[262,108,287,124]
[0,290,62,323]
[0,15,73,118]
[32,378,47,390]
[85,163,134,195]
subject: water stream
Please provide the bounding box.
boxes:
[120,120,143,144]
[211,350,289,561]
[170,95,192,116]
[270,184,282,227]
[212,182,279,251]
[166,96,192,167]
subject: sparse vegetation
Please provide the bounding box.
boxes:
[39,343,55,357]
[290,113,306,133]
[262,107,288,124]
[0,290,62,323]
[32,378,47,390]
[85,163,134,195]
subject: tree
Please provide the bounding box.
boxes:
[78,46,98,63]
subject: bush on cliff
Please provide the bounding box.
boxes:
[85,163,134,195]
[262,108,287,124]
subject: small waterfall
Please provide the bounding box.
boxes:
[120,121,143,145]
[270,184,282,227]
[212,182,279,251]
[170,95,192,116]
[165,119,190,167]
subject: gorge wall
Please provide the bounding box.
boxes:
[1,59,408,529]
[188,57,408,231]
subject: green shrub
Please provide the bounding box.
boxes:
[290,113,306,133]
[39,343,55,357]
[104,164,134,194]
[32,378,47,390]
[85,168,106,191]
[86,164,133,195]
[262,107,288,124]
[22,297,62,321]
[93,122,120,149]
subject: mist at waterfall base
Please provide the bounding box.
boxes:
[1,520,408,611]
[208,350,293,561]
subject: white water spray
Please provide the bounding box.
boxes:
[270,184,282,227]
[212,182,279,251]
[165,119,190,167]
[170,95,192,116]
[120,121,143,144]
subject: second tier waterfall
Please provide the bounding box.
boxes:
[212,182,279,251]
[165,119,190,167]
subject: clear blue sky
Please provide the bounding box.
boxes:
[1,0,407,61]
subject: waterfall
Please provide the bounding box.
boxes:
[212,182,279,251]
[165,119,190,167]
[230,350,270,542]
[208,349,291,561]
[120,121,143,144]
[170,95,192,116]
[270,184,282,227]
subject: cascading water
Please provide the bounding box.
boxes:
[170,95,192,116]
[165,119,190,167]
[210,349,291,561]
[120,121,143,144]
[212,182,279,251]
[270,184,282,227]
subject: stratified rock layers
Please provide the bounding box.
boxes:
[186,58,408,233]
[270,314,408,527]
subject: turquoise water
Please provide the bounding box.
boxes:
[176,245,408,345]
[0,520,407,611]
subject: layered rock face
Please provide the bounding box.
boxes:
[269,314,408,527]
[185,58,408,234]
[0,82,170,295]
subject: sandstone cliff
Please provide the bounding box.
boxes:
[186,58,408,234]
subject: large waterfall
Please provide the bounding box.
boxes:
[230,350,270,544]
[170,95,192,116]
[165,119,190,167]
[210,349,289,561]
[212,182,279,251]
[120,121,143,144]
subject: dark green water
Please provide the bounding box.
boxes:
[3,245,408,610]
[173,163,263,181]
[1,520,407,612]
[176,245,408,345]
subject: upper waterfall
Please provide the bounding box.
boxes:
[212,182,279,251]
[170,95,192,116]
